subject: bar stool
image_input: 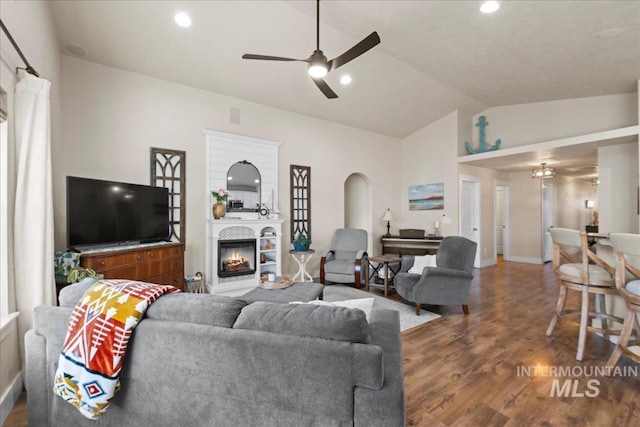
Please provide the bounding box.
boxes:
[546,228,622,361]
[606,233,640,368]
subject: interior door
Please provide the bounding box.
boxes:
[460,177,480,267]
[494,181,510,261]
[542,181,554,262]
[495,186,504,254]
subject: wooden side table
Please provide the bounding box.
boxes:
[366,255,402,297]
[289,249,316,282]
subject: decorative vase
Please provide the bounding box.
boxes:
[213,201,226,219]
[293,241,310,252]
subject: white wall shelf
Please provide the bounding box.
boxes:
[457,125,638,170]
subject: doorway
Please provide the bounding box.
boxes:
[344,173,373,253]
[459,175,481,268]
[542,180,554,262]
[494,180,510,262]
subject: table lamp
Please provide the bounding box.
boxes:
[382,209,394,237]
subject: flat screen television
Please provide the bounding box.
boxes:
[67,176,170,248]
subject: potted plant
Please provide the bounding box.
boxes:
[293,233,311,252]
[211,188,229,219]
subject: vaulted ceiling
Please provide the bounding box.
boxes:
[45,1,639,181]
[49,0,639,141]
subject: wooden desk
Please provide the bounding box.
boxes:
[381,236,442,256]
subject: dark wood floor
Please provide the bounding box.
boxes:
[5,259,639,426]
[400,258,640,426]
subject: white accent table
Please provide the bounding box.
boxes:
[289,249,315,282]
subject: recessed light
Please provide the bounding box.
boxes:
[67,44,87,57]
[174,12,191,28]
[597,28,625,39]
[340,75,352,85]
[480,1,500,14]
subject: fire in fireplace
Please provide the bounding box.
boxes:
[218,238,256,278]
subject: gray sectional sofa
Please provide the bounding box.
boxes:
[25,280,405,426]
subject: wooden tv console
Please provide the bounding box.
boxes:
[80,242,185,290]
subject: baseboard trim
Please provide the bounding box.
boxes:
[509,256,543,265]
[479,258,497,268]
[0,371,23,426]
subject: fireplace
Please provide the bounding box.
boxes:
[218,239,256,278]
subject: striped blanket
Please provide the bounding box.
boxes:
[53,279,180,419]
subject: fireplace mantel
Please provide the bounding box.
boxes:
[204,130,283,295]
[206,218,284,295]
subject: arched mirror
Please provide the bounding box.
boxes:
[226,161,261,211]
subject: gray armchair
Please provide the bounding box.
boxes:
[394,236,477,315]
[320,229,368,288]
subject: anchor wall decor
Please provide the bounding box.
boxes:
[465,116,501,154]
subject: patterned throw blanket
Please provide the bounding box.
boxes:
[53,279,180,419]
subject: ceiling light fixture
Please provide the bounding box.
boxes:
[307,50,329,78]
[480,1,500,14]
[308,64,328,78]
[340,75,352,85]
[174,13,192,28]
[67,44,87,57]
[532,163,556,179]
[592,178,600,186]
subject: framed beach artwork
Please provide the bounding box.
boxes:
[409,183,444,210]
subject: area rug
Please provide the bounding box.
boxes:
[322,285,440,332]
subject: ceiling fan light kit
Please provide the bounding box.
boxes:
[242,0,380,99]
[308,51,329,78]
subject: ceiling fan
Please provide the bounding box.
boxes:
[242,0,380,99]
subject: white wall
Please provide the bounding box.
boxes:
[554,175,598,230]
[464,93,637,154]
[60,56,401,279]
[0,0,62,420]
[509,171,543,263]
[399,111,460,241]
[458,164,509,265]
[598,142,640,234]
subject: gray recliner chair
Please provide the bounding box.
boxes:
[394,236,477,315]
[320,229,368,288]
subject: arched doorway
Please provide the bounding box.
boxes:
[344,173,373,253]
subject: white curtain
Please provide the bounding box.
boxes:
[13,73,55,361]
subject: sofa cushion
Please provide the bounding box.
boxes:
[58,277,98,306]
[233,301,370,343]
[145,293,247,328]
[60,278,246,328]
[291,297,374,322]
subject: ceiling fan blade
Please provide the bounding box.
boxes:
[312,78,338,99]
[242,54,307,62]
[329,31,381,71]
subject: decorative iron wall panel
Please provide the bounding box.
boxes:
[151,148,186,242]
[290,165,311,242]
